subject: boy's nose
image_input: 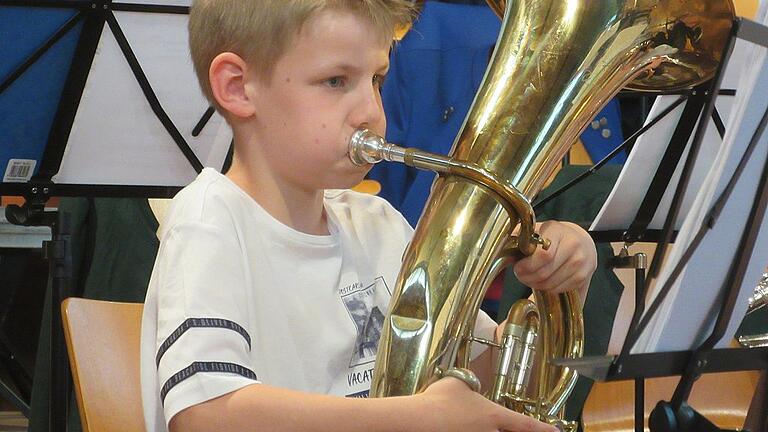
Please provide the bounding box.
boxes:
[351,87,384,129]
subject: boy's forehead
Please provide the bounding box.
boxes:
[298,8,393,48]
[287,10,392,66]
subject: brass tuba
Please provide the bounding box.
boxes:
[350,0,735,429]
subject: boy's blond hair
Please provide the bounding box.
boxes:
[189,0,416,105]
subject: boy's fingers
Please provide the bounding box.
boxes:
[550,272,588,294]
[528,260,572,292]
[542,252,593,292]
[515,238,593,288]
[514,242,561,280]
[498,410,559,432]
[514,244,574,289]
[514,220,584,278]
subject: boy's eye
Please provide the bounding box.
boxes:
[326,77,345,88]
[373,74,387,90]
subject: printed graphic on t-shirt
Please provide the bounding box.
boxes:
[340,276,391,368]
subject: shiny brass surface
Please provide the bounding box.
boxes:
[349,129,550,255]
[739,272,768,348]
[368,0,735,428]
[746,272,768,314]
[491,300,539,405]
[442,367,483,393]
[737,333,768,348]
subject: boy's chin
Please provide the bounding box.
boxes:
[337,177,368,191]
[333,170,371,190]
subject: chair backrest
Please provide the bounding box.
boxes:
[62,298,146,432]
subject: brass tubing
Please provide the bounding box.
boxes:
[537,289,583,418]
[492,300,539,404]
[738,272,767,348]
[738,334,768,348]
[349,129,549,256]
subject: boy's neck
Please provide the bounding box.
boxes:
[225,156,330,236]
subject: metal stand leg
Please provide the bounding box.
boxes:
[6,203,72,432]
[611,245,649,432]
[635,377,645,432]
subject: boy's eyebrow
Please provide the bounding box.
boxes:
[323,62,390,74]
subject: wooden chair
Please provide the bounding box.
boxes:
[62,298,146,432]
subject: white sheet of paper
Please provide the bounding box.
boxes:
[53,9,232,187]
[632,7,768,353]
[590,39,750,232]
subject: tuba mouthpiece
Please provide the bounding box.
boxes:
[349,129,407,166]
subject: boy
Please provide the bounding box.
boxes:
[140,1,598,431]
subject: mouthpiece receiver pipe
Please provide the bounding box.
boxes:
[349,128,549,256]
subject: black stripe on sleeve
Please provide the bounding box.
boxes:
[160,362,258,404]
[156,318,252,366]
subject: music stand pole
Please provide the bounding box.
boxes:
[5,187,71,432]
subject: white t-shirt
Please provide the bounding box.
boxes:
[140,168,496,431]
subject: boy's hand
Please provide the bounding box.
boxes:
[513,220,597,297]
[417,377,559,432]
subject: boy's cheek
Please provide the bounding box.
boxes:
[372,117,387,137]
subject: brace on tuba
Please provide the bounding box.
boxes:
[349,0,734,430]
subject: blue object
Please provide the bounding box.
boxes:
[579,100,627,165]
[0,7,83,181]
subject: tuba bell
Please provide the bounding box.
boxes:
[350,0,735,429]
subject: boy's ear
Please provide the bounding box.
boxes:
[209,52,256,119]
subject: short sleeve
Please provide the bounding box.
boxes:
[151,222,259,425]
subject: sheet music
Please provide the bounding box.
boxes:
[590,42,749,232]
[632,6,768,353]
[53,8,232,187]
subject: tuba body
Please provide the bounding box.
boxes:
[366,0,735,428]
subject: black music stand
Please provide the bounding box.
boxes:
[0,1,229,431]
[550,17,768,432]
